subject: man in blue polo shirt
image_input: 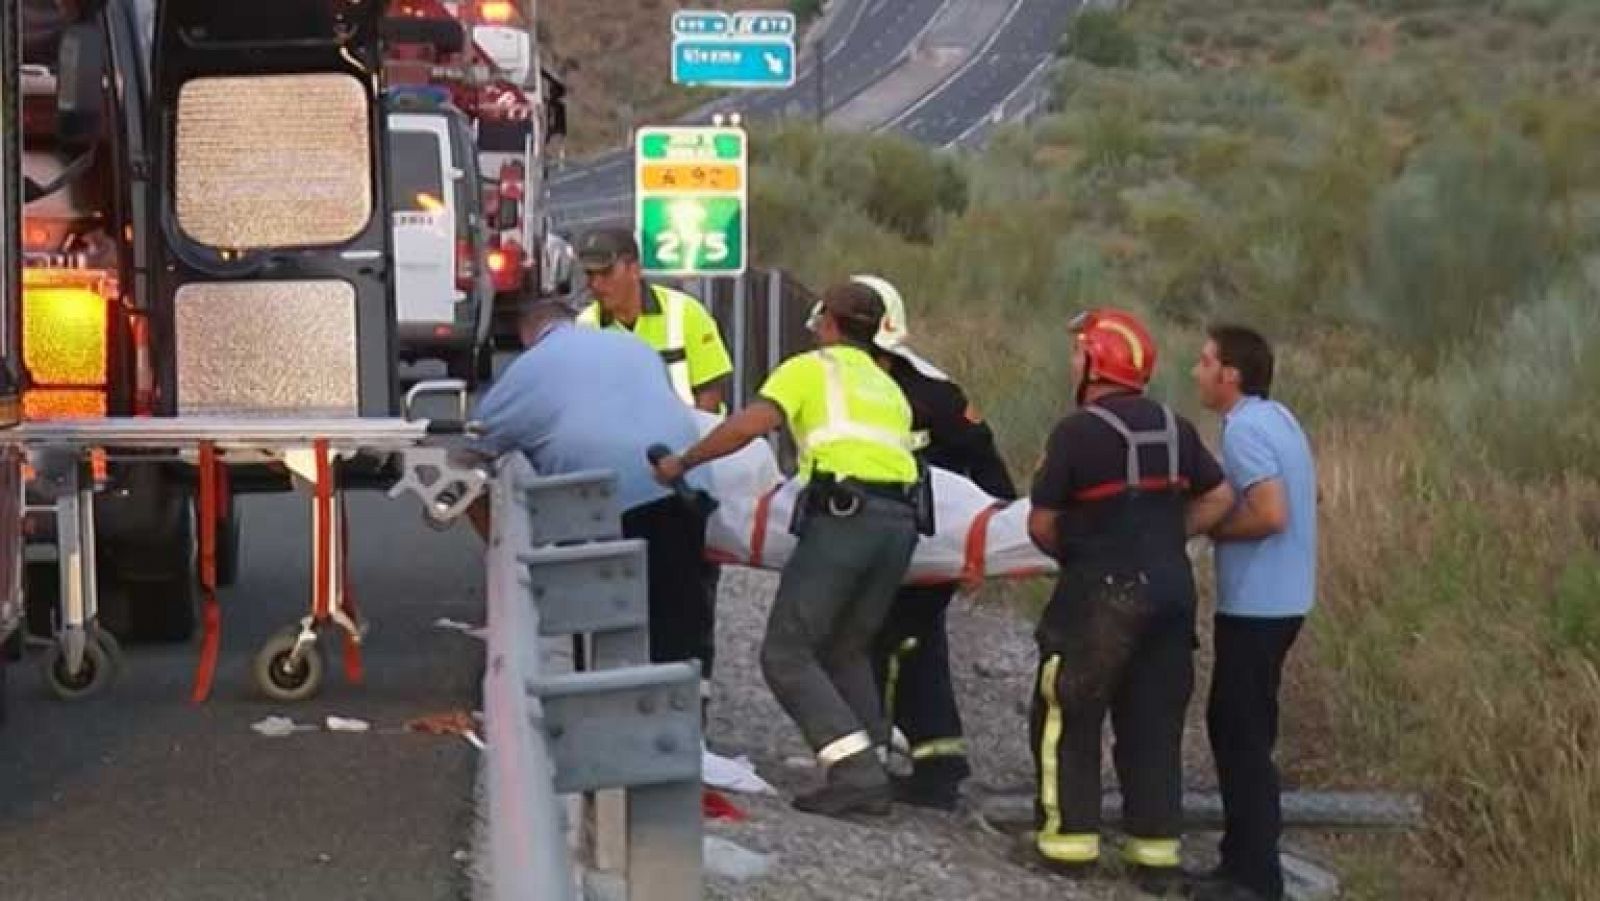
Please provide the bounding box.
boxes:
[469,297,713,686]
[1191,325,1317,901]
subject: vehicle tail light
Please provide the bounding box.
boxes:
[457,237,475,289]
[21,268,109,420]
[488,242,523,292]
[480,1,516,24]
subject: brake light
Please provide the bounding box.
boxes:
[457,237,474,289]
[480,1,516,23]
[22,268,108,419]
[487,249,507,273]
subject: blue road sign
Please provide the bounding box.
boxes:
[671,10,730,37]
[731,11,796,37]
[671,38,796,88]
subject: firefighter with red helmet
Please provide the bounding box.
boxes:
[1025,309,1235,892]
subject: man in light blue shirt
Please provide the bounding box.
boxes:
[1191,325,1317,901]
[470,298,714,687]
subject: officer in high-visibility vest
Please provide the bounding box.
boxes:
[574,226,734,714]
[838,275,1018,812]
[574,227,733,413]
[652,280,926,818]
[1025,308,1235,893]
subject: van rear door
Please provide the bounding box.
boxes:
[387,116,457,327]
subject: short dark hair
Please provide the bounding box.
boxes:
[1208,324,1274,399]
[822,281,883,344]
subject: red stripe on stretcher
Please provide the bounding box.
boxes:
[191,442,223,704]
[1073,476,1189,502]
[749,484,782,569]
[314,440,333,621]
[339,494,364,685]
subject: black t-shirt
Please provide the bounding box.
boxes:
[888,357,1018,500]
[1030,392,1224,510]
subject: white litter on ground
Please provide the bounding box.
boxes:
[704,748,776,795]
[325,716,372,733]
[434,617,487,639]
[250,716,314,737]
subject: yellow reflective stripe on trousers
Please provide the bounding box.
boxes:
[803,349,912,453]
[911,738,967,760]
[817,730,874,767]
[657,287,694,406]
[1037,832,1099,864]
[1122,837,1181,868]
[882,636,919,727]
[1037,654,1066,842]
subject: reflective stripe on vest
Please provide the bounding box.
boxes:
[801,349,912,456]
[655,285,693,406]
[579,287,694,406]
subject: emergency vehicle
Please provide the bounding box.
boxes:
[381,0,571,349]
[12,0,403,671]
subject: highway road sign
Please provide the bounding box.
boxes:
[730,10,796,37]
[635,126,747,276]
[672,38,795,88]
[671,10,730,36]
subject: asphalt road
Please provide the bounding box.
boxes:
[890,0,1081,146]
[0,487,486,899]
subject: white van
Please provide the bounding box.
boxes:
[386,99,495,384]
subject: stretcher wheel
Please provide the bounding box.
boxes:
[253,629,325,702]
[41,637,113,701]
[92,628,123,676]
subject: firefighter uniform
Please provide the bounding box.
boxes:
[1028,310,1226,885]
[852,276,1017,809]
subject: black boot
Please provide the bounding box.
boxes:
[792,755,891,818]
[890,771,962,811]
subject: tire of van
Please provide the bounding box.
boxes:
[98,473,199,644]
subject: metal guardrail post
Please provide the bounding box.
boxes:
[501,465,703,901]
[731,274,747,410]
[767,268,782,375]
[484,454,578,901]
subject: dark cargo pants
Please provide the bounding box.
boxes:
[760,496,918,773]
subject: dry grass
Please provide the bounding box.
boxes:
[538,0,791,155]
[738,1,1600,896]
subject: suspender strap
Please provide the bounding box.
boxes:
[1082,404,1181,487]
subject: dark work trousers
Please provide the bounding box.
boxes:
[760,497,918,777]
[871,583,971,782]
[1208,615,1304,901]
[622,496,711,676]
[1031,582,1195,852]
[699,560,722,688]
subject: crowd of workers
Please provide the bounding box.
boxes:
[466,227,1318,901]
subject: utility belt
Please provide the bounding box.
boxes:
[790,466,935,536]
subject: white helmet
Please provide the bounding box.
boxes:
[850,274,908,353]
[848,274,949,381]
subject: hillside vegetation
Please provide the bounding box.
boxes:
[745,1,1600,897]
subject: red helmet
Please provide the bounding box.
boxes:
[1070,308,1157,390]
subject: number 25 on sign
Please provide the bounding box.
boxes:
[634,125,747,276]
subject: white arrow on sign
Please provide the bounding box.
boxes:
[763,52,785,75]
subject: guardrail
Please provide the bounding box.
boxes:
[482,454,704,901]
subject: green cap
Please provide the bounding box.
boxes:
[575,227,639,270]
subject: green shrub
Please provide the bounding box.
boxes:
[1064,8,1141,68]
[1358,126,1555,362]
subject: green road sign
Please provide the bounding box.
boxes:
[635,125,748,276]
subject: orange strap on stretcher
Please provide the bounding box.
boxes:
[191,441,223,704]
[338,489,363,685]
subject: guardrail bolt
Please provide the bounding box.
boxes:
[669,691,688,711]
[638,694,657,715]
[655,734,677,754]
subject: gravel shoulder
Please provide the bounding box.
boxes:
[704,567,1218,901]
